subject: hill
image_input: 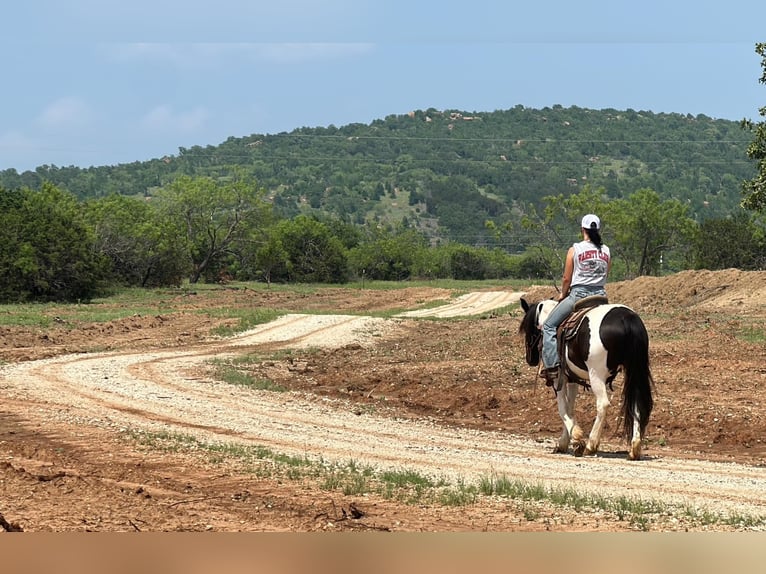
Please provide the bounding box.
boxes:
[0,105,756,244]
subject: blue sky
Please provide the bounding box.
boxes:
[2,0,765,171]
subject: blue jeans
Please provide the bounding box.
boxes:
[542,285,606,369]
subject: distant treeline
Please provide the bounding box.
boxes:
[1,176,763,303]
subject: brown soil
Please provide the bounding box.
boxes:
[1,269,765,532]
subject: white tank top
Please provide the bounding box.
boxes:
[571,240,610,287]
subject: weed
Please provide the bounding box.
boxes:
[214,365,286,392]
[120,430,766,531]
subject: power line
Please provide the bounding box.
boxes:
[273,133,752,144]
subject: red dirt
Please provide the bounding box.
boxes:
[1,269,765,532]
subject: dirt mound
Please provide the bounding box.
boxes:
[520,269,766,314]
[610,269,766,313]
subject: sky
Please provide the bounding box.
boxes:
[1,0,765,172]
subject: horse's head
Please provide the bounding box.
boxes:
[519,298,558,366]
[518,298,543,366]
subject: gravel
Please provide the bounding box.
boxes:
[2,293,765,525]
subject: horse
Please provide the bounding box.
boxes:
[518,297,654,460]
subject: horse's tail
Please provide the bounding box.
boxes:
[620,311,654,441]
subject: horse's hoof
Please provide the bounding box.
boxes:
[573,443,586,457]
[551,445,568,454]
[583,447,597,456]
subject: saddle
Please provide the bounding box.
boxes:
[557,295,609,341]
[555,295,609,389]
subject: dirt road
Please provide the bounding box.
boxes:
[2,284,766,531]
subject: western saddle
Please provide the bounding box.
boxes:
[550,295,609,391]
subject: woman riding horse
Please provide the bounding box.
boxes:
[541,214,611,389]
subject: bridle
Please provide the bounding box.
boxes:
[529,329,542,356]
[525,302,544,371]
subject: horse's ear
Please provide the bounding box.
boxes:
[520,298,530,312]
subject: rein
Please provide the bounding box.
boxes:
[530,329,544,393]
[530,330,542,354]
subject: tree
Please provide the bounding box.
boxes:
[741,43,766,212]
[254,235,290,285]
[347,228,427,281]
[447,244,489,280]
[0,183,106,302]
[530,186,696,278]
[155,174,273,283]
[85,194,188,287]
[519,186,611,280]
[608,189,697,277]
[271,215,349,283]
[693,212,766,270]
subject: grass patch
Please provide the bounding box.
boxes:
[122,429,766,530]
[207,349,305,392]
[208,353,289,392]
[0,305,54,328]
[379,468,437,489]
[0,279,530,331]
[214,364,286,392]
[738,325,766,344]
[207,307,283,337]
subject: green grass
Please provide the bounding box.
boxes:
[0,286,202,327]
[206,348,321,392]
[213,364,286,392]
[121,428,766,531]
[738,325,766,344]
[0,279,532,332]
[207,307,283,337]
[208,352,291,392]
[0,305,55,328]
[340,278,530,292]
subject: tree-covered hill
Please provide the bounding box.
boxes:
[0,105,754,245]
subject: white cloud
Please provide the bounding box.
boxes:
[140,105,209,133]
[106,42,373,68]
[35,97,94,129]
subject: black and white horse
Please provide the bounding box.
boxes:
[519,298,654,460]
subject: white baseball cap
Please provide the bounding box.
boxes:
[581,214,600,230]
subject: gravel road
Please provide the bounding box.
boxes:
[2,291,765,523]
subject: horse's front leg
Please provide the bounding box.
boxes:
[554,381,581,454]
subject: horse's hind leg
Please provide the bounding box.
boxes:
[554,383,580,454]
[584,378,610,456]
[628,406,643,460]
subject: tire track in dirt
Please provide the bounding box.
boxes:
[396,291,523,318]
[3,291,766,522]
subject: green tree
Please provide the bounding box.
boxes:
[253,232,290,285]
[0,183,106,302]
[608,189,697,276]
[741,43,766,212]
[447,244,489,280]
[272,215,349,283]
[155,174,273,283]
[347,228,427,280]
[85,194,187,287]
[693,212,766,270]
[519,186,611,279]
[530,186,696,278]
